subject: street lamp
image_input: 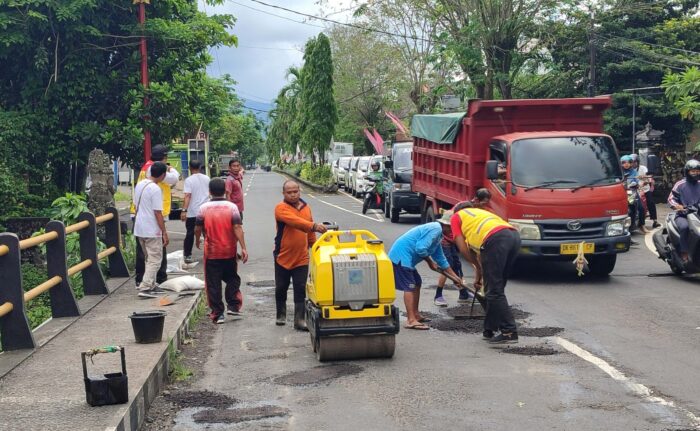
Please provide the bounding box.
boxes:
[134,0,151,163]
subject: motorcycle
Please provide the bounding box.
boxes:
[362,180,383,214]
[652,205,700,274]
[625,177,647,231]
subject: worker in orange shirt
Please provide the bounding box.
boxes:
[273,180,327,330]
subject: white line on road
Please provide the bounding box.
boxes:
[554,336,700,428]
[337,189,385,221]
[307,193,384,223]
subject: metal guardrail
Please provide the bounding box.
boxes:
[0,207,129,351]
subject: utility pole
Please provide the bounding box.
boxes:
[134,0,151,163]
[588,10,596,97]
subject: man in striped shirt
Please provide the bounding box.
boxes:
[195,178,248,324]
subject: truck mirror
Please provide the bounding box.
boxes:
[384,160,393,169]
[647,154,661,175]
[486,160,499,180]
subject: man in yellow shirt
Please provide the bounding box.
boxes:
[450,203,520,344]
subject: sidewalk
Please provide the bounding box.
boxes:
[0,276,202,431]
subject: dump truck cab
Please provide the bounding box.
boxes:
[412,97,631,276]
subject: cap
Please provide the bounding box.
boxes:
[151,145,168,161]
[437,210,454,225]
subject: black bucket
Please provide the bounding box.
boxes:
[82,347,129,407]
[128,310,166,343]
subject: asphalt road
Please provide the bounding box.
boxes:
[161,170,700,431]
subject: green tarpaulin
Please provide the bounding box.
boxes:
[410,112,466,144]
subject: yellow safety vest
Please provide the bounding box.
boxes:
[129,162,172,217]
[455,208,512,251]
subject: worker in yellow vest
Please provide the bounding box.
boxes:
[450,203,520,344]
[130,145,180,288]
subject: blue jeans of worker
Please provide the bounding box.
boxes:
[675,215,690,253]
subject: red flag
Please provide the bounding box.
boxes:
[385,111,408,134]
[363,128,381,154]
[372,129,384,154]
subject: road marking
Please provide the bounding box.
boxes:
[307,193,384,223]
[554,336,700,428]
[644,227,661,257]
[338,188,385,221]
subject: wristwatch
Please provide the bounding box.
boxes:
[182,209,188,212]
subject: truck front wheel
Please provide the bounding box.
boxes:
[424,206,436,223]
[390,201,400,223]
[588,255,617,277]
[384,194,391,217]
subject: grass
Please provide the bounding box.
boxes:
[167,340,194,382]
[114,191,131,202]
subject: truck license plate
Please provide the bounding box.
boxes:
[560,242,594,255]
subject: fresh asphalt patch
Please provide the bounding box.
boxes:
[518,326,565,337]
[273,363,364,386]
[501,346,560,356]
[164,390,237,409]
[247,280,277,287]
[192,405,290,424]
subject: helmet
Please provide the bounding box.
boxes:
[371,160,380,169]
[620,155,633,163]
[684,159,700,183]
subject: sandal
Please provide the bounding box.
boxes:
[404,323,430,330]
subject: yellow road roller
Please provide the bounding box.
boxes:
[306,229,399,361]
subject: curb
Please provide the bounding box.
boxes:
[273,168,338,193]
[116,292,203,431]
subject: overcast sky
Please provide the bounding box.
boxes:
[199,0,353,107]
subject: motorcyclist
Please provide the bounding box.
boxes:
[621,155,642,232]
[366,159,384,196]
[668,159,700,262]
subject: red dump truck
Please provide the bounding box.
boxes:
[411,97,630,275]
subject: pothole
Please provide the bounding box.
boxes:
[193,405,289,424]
[501,346,560,356]
[400,311,441,321]
[246,280,276,287]
[510,306,531,320]
[445,304,486,319]
[518,326,564,337]
[273,364,363,386]
[164,390,236,409]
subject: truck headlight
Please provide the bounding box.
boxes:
[606,217,630,236]
[393,183,411,191]
[508,220,541,240]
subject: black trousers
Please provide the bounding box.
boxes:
[183,217,196,257]
[274,262,308,310]
[135,240,168,284]
[481,229,521,334]
[205,258,242,317]
[645,190,657,221]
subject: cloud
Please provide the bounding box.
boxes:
[200,0,346,103]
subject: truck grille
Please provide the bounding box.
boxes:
[537,218,608,240]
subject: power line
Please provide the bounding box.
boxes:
[597,35,700,67]
[600,32,700,56]
[229,0,326,29]
[243,0,433,43]
[598,46,686,70]
[243,104,271,113]
[238,44,302,51]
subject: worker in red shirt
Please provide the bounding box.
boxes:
[225,158,245,221]
[195,178,248,324]
[274,180,327,330]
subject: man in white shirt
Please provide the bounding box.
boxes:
[131,145,180,287]
[181,160,210,263]
[133,161,170,297]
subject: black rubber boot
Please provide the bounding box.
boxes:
[276,307,286,326]
[293,303,307,331]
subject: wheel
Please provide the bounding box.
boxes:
[384,194,391,217]
[362,197,369,214]
[588,254,617,276]
[390,202,400,223]
[424,206,436,223]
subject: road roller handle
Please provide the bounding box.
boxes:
[312,229,383,253]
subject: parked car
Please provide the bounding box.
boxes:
[345,156,360,194]
[383,142,420,223]
[336,156,352,188]
[351,156,373,197]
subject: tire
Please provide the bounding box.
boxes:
[424,206,436,223]
[362,197,369,214]
[390,204,400,223]
[384,194,391,217]
[588,254,617,277]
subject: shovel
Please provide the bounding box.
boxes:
[432,268,488,318]
[156,291,196,307]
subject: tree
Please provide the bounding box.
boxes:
[298,33,338,164]
[266,67,303,162]
[0,0,236,218]
[663,66,700,123]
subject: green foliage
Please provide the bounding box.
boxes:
[21,264,52,329]
[292,162,334,186]
[49,193,88,225]
[209,111,265,166]
[663,66,700,122]
[123,231,137,272]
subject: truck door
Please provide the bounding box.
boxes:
[487,141,508,216]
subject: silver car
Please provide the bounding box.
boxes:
[336,156,352,188]
[345,156,359,193]
[352,156,373,197]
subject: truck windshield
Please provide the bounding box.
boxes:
[511,137,622,188]
[340,157,351,169]
[393,145,413,171]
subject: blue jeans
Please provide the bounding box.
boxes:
[675,215,690,253]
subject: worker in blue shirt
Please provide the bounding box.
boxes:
[388,221,461,330]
